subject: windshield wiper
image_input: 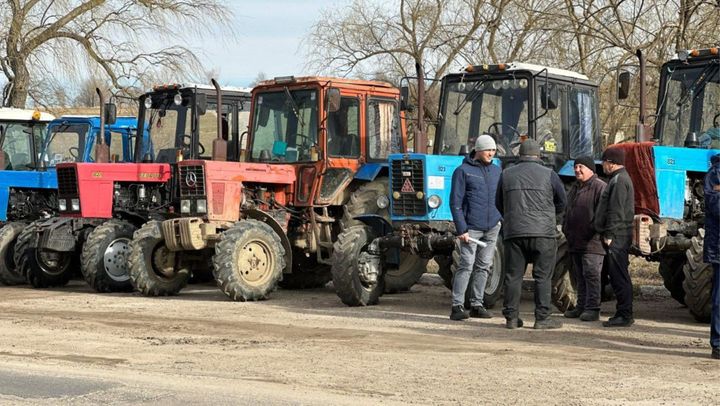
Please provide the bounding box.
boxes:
[284,87,305,130]
[452,80,486,116]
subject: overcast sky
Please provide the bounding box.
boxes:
[192,0,345,87]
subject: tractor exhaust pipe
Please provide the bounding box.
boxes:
[0,124,5,169]
[210,78,227,161]
[636,49,648,142]
[95,88,110,163]
[414,62,427,154]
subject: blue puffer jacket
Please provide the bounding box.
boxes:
[450,155,502,234]
[704,154,720,264]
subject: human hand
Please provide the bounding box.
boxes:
[603,238,612,247]
[459,233,470,243]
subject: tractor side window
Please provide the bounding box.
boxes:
[568,88,597,158]
[2,124,33,169]
[699,77,720,149]
[536,82,564,154]
[327,97,360,157]
[367,99,401,160]
[109,131,125,162]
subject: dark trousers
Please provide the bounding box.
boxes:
[502,237,557,321]
[711,263,720,348]
[605,234,633,318]
[570,253,604,311]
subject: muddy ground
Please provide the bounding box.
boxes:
[0,275,717,405]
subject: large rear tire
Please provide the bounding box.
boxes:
[383,254,428,293]
[659,254,687,305]
[15,221,74,288]
[331,225,385,306]
[552,234,576,312]
[0,222,28,285]
[81,220,136,292]
[129,221,189,296]
[213,220,285,301]
[683,235,712,323]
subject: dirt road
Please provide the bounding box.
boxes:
[0,277,717,405]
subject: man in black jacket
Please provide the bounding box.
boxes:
[496,140,566,329]
[562,156,606,322]
[595,147,635,327]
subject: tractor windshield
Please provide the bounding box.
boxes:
[439,78,529,156]
[42,123,89,166]
[250,89,318,162]
[140,91,192,162]
[1,122,44,170]
[658,62,720,148]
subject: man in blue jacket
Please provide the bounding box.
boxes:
[704,154,720,359]
[449,134,502,320]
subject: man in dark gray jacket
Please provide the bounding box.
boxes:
[595,147,635,327]
[562,156,606,322]
[496,140,567,329]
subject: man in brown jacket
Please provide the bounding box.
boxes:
[562,156,606,321]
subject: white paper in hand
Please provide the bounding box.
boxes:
[467,237,488,248]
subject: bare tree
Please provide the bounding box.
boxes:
[0,0,234,108]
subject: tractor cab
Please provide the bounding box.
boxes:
[435,63,601,172]
[136,84,252,164]
[248,76,407,206]
[0,108,54,170]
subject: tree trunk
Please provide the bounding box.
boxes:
[6,59,29,108]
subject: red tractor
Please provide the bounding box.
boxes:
[129,76,425,300]
[14,84,252,291]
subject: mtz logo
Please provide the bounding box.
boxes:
[437,166,446,172]
[666,158,675,166]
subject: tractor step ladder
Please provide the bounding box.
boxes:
[314,207,334,265]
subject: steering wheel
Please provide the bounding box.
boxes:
[182,134,205,155]
[68,147,79,160]
[487,122,521,154]
[713,112,720,128]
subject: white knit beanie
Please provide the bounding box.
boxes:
[475,134,497,151]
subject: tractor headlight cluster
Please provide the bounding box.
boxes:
[376,195,389,209]
[196,199,207,214]
[58,200,67,211]
[427,195,442,209]
[181,199,191,214]
[144,97,153,109]
[71,198,80,211]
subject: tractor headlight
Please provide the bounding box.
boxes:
[376,195,389,209]
[428,195,442,209]
[181,199,191,214]
[144,97,153,109]
[392,191,401,200]
[196,199,207,214]
[58,200,67,211]
[71,198,80,211]
[173,93,183,106]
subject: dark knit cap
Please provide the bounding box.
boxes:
[519,139,541,156]
[573,156,595,172]
[601,147,625,165]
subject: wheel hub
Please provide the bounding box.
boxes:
[103,237,131,282]
[152,246,177,278]
[237,240,273,286]
[357,251,380,286]
[37,249,71,276]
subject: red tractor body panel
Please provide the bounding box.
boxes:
[58,162,172,218]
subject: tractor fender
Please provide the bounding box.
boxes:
[242,209,293,274]
[353,162,387,182]
[36,217,102,252]
[354,214,393,237]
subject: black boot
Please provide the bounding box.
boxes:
[470,306,493,319]
[564,307,584,318]
[450,305,469,321]
[579,310,600,321]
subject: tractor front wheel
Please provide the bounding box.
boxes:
[683,234,712,323]
[659,254,687,305]
[213,220,285,301]
[552,234,576,312]
[0,222,28,285]
[383,254,428,293]
[15,221,74,288]
[81,220,136,292]
[129,221,189,296]
[331,225,385,306]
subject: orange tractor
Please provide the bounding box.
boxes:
[129,76,426,300]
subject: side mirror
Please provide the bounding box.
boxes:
[104,103,117,125]
[196,93,207,115]
[326,87,341,113]
[400,86,410,111]
[618,71,631,100]
[540,85,559,110]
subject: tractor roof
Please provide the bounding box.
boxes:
[257,76,396,90]
[151,83,253,96]
[0,108,54,122]
[504,62,590,81]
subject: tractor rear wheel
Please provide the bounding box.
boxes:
[331,225,385,306]
[552,234,576,312]
[341,178,426,293]
[129,221,189,296]
[213,220,285,301]
[15,221,74,288]
[449,239,505,309]
[81,220,136,293]
[659,254,687,305]
[0,222,28,285]
[683,234,712,323]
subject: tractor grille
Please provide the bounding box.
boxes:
[57,167,78,197]
[391,159,427,216]
[179,165,206,197]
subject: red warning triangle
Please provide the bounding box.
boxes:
[401,178,415,193]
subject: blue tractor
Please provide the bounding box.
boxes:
[614,48,720,322]
[331,63,602,307]
[0,108,54,171]
[0,113,146,285]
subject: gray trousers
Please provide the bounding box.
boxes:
[570,253,604,311]
[452,223,501,307]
